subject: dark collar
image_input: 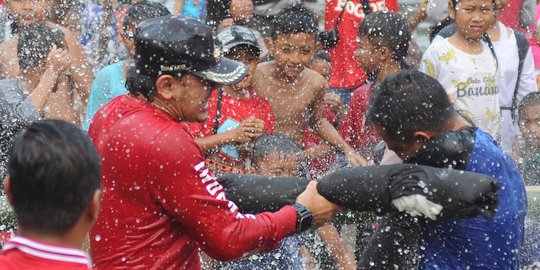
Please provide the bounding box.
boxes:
[406,127,476,170]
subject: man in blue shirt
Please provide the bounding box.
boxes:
[366,70,527,269]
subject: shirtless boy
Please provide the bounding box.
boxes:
[252,5,364,166]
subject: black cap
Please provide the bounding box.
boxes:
[134,15,247,85]
[218,26,260,56]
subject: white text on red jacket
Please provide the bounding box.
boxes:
[194,161,256,220]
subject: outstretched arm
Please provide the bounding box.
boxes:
[309,80,366,166]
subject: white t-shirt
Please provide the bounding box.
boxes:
[420,39,501,138]
[432,22,537,152]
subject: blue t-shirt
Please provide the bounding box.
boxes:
[182,0,206,22]
[84,61,127,130]
[419,129,527,269]
[222,236,302,270]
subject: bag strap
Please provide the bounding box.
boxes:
[334,0,371,29]
[510,31,529,122]
[212,86,223,135]
[361,0,372,16]
[334,0,350,27]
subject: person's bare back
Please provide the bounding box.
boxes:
[252,60,326,145]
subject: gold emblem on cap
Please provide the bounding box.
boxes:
[214,47,222,62]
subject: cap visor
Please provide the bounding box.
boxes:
[193,57,248,85]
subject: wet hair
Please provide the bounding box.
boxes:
[251,134,302,166]
[518,92,540,119]
[7,120,101,235]
[312,49,331,63]
[358,11,411,69]
[367,70,456,143]
[226,44,260,58]
[125,63,166,101]
[271,5,318,40]
[122,1,171,36]
[450,0,497,11]
[17,24,65,71]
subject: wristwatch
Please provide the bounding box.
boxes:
[292,203,313,233]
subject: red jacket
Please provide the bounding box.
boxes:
[88,95,297,270]
[325,0,398,89]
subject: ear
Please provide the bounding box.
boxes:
[264,37,274,57]
[86,189,102,224]
[448,1,456,20]
[413,131,438,142]
[155,75,177,100]
[3,176,13,205]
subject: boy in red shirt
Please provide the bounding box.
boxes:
[324,0,398,106]
[0,119,101,270]
[339,11,411,162]
[189,25,274,175]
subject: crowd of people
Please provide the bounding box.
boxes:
[0,0,538,269]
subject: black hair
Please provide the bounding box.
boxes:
[312,49,331,63]
[125,62,162,101]
[17,24,65,71]
[271,5,318,39]
[367,70,456,143]
[122,1,171,36]
[7,119,101,235]
[251,134,302,166]
[518,92,540,119]
[358,11,411,69]
[226,44,261,58]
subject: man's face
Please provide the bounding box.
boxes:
[6,0,50,28]
[253,152,301,177]
[227,47,259,90]
[271,33,317,79]
[519,104,540,148]
[374,124,423,161]
[171,74,215,123]
[450,0,495,40]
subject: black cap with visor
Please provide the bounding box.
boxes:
[134,15,248,85]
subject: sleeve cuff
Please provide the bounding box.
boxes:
[273,205,298,238]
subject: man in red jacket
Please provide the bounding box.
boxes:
[88,15,338,269]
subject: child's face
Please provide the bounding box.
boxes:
[271,33,317,79]
[355,34,380,73]
[253,152,301,177]
[520,104,540,148]
[450,0,495,41]
[121,23,137,56]
[227,47,260,90]
[310,59,332,81]
[6,0,50,28]
[230,0,254,25]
